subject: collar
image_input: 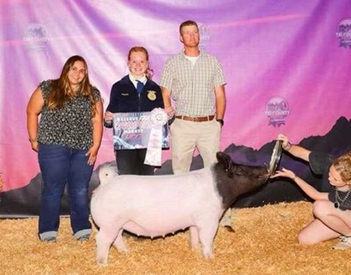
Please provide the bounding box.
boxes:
[129,74,147,86]
[182,50,202,58]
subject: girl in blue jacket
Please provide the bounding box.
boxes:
[104,47,164,175]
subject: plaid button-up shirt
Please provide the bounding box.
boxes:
[160,52,226,117]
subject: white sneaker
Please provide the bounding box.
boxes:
[332,236,351,250]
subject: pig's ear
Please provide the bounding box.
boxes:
[216,152,234,178]
[217,152,230,164]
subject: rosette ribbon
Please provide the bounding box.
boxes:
[144,108,168,166]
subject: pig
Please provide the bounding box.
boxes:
[90,152,269,265]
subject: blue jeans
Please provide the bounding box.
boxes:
[38,144,93,240]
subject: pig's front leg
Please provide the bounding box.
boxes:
[112,229,128,253]
[197,222,219,259]
[189,226,200,250]
[95,228,119,265]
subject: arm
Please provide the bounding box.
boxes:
[277,134,311,162]
[215,85,226,120]
[272,168,328,201]
[86,99,103,165]
[104,84,118,128]
[156,84,165,108]
[159,61,175,117]
[26,88,44,152]
[161,87,174,117]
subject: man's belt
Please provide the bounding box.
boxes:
[175,115,215,122]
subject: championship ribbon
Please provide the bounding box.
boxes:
[144,108,168,166]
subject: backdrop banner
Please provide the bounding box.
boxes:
[1,0,351,216]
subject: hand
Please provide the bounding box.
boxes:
[164,106,175,118]
[104,111,113,122]
[271,168,296,180]
[30,141,39,152]
[86,145,99,166]
[277,134,291,151]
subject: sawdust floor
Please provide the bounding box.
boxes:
[1,201,351,275]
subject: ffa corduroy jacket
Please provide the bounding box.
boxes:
[106,75,164,115]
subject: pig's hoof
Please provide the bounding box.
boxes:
[96,257,108,266]
[113,240,129,253]
[203,252,214,259]
[117,246,128,253]
[190,242,200,251]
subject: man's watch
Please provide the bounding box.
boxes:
[216,119,224,126]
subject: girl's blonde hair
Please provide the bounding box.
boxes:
[46,55,98,117]
[128,46,154,79]
[333,152,351,183]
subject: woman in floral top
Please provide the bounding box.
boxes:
[26,55,103,242]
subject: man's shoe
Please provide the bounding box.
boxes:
[332,236,351,250]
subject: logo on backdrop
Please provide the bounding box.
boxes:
[336,18,351,48]
[23,23,49,50]
[265,96,290,127]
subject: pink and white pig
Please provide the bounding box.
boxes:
[91,152,269,265]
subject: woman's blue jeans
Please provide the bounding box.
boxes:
[38,144,93,240]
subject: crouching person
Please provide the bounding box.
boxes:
[272,134,351,250]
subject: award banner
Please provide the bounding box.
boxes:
[112,109,170,151]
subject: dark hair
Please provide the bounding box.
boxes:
[179,20,199,34]
[128,46,154,79]
[47,55,98,116]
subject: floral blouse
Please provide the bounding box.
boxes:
[38,80,101,150]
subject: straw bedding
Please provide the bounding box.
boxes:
[1,201,350,275]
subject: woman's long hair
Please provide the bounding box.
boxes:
[46,55,97,116]
[128,46,154,79]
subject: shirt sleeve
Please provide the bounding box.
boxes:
[309,151,333,175]
[159,59,173,91]
[92,87,101,102]
[213,57,226,88]
[106,83,119,113]
[38,80,52,99]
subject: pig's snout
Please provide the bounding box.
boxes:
[254,166,270,185]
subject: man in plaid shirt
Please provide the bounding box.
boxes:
[160,20,233,231]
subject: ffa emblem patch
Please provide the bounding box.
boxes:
[147,90,157,101]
